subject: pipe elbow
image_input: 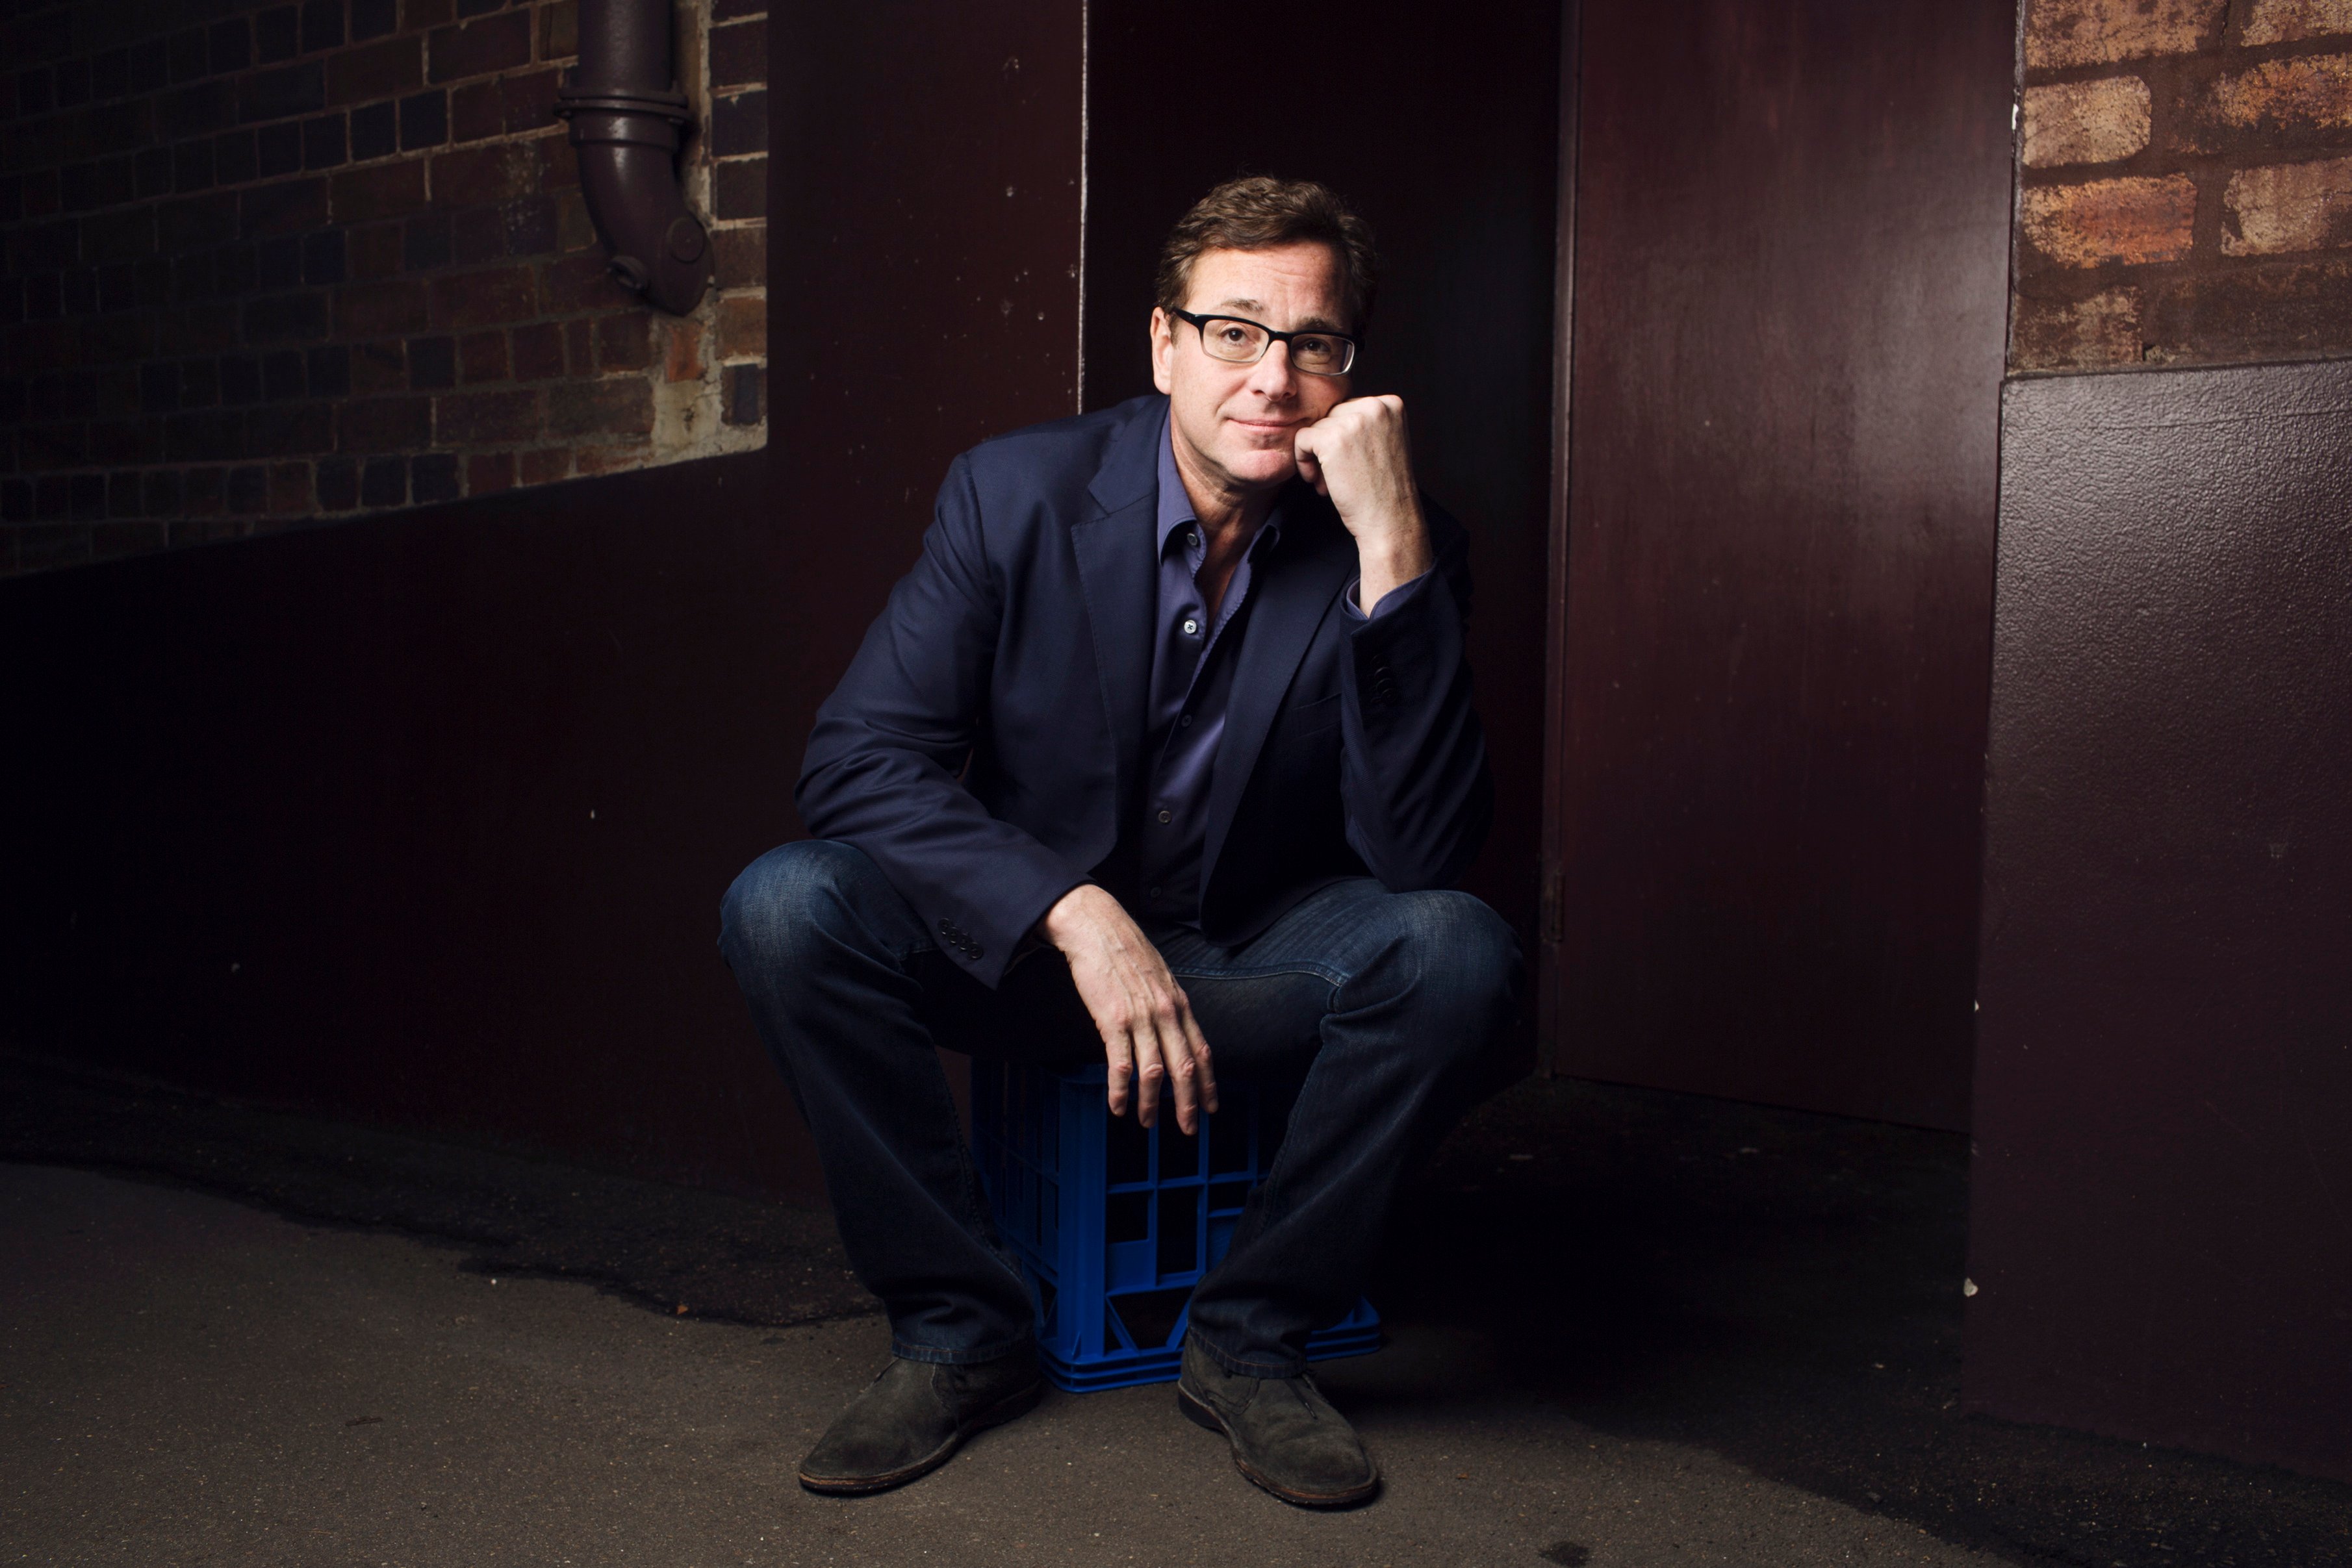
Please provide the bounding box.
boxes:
[571,136,711,316]
[552,3,713,320]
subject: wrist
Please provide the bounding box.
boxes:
[1038,883,1111,948]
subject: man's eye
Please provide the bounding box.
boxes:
[1295,336,1333,356]
[1216,327,1251,345]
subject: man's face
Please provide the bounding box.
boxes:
[1151,242,1352,502]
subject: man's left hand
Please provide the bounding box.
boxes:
[1293,394,1434,610]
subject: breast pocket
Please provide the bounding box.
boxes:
[1288,689,1342,737]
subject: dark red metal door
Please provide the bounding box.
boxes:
[1542,0,2015,1128]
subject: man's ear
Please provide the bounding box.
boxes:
[1149,308,1174,395]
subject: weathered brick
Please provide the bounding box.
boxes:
[466,450,513,492]
[2012,286,2143,369]
[500,69,559,134]
[428,264,532,328]
[545,376,652,438]
[539,253,617,313]
[715,157,766,220]
[661,316,704,383]
[2023,77,2151,167]
[352,338,407,392]
[458,327,508,381]
[239,62,326,125]
[163,409,244,462]
[337,395,431,451]
[517,446,570,485]
[268,461,312,513]
[316,453,359,508]
[594,311,649,369]
[243,289,329,342]
[2223,155,2352,254]
[711,90,767,158]
[721,362,761,425]
[350,221,405,279]
[2141,255,2352,359]
[717,292,765,359]
[2244,0,2352,45]
[572,444,648,475]
[2025,0,2224,71]
[331,157,428,221]
[712,225,764,290]
[359,453,405,505]
[428,12,531,84]
[538,131,580,191]
[511,320,563,379]
[240,177,329,238]
[539,0,580,60]
[448,79,500,142]
[2208,55,2352,134]
[434,386,535,443]
[2020,174,2197,266]
[411,451,459,501]
[81,207,159,264]
[246,401,333,455]
[709,19,767,88]
[335,276,430,335]
[431,141,535,206]
[452,205,505,265]
[408,335,456,388]
[556,188,595,253]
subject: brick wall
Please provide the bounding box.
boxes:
[2013,0,2352,371]
[0,0,768,577]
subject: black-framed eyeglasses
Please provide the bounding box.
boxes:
[1169,309,1359,376]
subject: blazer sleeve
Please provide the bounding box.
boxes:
[1335,505,1494,890]
[794,455,1088,988]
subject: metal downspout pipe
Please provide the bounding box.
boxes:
[552,0,713,316]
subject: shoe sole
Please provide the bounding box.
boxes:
[798,1378,1045,1496]
[1177,1384,1381,1509]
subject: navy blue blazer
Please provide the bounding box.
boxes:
[795,392,1492,988]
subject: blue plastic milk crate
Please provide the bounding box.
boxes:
[970,1059,1381,1393]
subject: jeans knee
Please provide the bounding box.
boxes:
[1384,890,1522,1041]
[718,839,871,974]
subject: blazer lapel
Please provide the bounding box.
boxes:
[1069,401,1167,811]
[1201,490,1354,881]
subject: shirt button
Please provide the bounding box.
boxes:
[1179,713,1194,727]
[1157,808,1172,824]
[1182,618,1199,635]
[1148,884,1164,898]
[1186,531,1199,548]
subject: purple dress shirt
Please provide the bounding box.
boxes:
[1137,413,1430,927]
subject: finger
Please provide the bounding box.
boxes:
[1175,989,1217,1116]
[1103,1023,1134,1119]
[1132,1023,1166,1129]
[1157,996,1201,1136]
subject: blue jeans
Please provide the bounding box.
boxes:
[718,840,1520,1377]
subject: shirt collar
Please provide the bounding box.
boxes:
[1155,407,1283,557]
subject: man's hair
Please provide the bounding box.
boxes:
[1154,176,1379,335]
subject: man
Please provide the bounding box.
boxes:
[720,177,1518,1508]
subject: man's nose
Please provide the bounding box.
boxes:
[1246,341,1299,399]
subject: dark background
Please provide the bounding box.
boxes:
[3,0,2349,1493]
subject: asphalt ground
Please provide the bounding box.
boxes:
[3,1056,2346,1566]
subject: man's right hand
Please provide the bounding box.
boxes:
[1037,885,1217,1133]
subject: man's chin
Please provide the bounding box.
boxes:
[1217,448,1301,490]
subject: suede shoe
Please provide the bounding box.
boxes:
[798,1346,1043,1495]
[1176,1334,1379,1508]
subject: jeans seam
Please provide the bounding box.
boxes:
[1164,961,1349,989]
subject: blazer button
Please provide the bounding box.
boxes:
[1157,808,1172,824]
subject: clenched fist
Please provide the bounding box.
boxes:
[1292,394,1435,611]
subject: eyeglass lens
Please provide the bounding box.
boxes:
[1196,318,1353,375]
